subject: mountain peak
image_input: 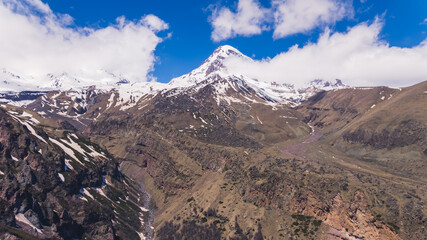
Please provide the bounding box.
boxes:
[169,45,249,87]
[211,45,245,59]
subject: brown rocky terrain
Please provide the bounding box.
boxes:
[1,47,425,239]
[80,80,426,239]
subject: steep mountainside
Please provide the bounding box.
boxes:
[299,82,427,178]
[0,105,152,239]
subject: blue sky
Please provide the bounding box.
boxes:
[40,0,427,83]
[1,0,427,87]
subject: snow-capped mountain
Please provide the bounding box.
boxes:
[168,45,252,87]
[1,45,347,107]
[169,45,346,104]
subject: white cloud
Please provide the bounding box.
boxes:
[141,14,169,32]
[224,18,427,87]
[421,18,427,25]
[209,0,270,42]
[209,0,353,41]
[0,0,169,83]
[272,0,353,39]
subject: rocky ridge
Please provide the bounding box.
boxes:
[0,105,152,239]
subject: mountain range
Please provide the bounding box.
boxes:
[0,46,426,240]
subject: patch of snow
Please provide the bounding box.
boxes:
[119,101,137,111]
[138,104,148,110]
[8,114,47,143]
[199,117,208,124]
[280,115,297,119]
[69,133,79,139]
[65,159,74,171]
[380,96,385,100]
[20,111,32,117]
[15,213,42,234]
[82,188,94,200]
[137,232,146,240]
[11,155,19,161]
[78,195,88,202]
[106,92,116,110]
[370,104,376,109]
[0,170,4,175]
[256,116,263,125]
[62,137,88,159]
[94,188,112,201]
[22,121,46,143]
[139,206,149,212]
[217,95,243,105]
[58,173,65,182]
[50,92,62,100]
[86,145,106,158]
[19,111,40,124]
[307,122,315,134]
[49,138,84,165]
[104,176,112,186]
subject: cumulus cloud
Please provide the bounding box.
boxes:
[209,0,270,42]
[0,0,169,83]
[141,14,169,32]
[209,0,352,41]
[224,18,427,87]
[272,0,353,39]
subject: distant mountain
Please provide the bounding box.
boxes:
[1,45,346,107]
[170,45,346,104]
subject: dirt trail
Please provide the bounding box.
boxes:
[282,123,322,161]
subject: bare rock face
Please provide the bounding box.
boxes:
[322,191,400,240]
[279,190,401,239]
[0,108,146,239]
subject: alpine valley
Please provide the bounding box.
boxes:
[0,46,426,240]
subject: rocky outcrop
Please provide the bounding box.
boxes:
[0,109,146,239]
[323,191,400,240]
